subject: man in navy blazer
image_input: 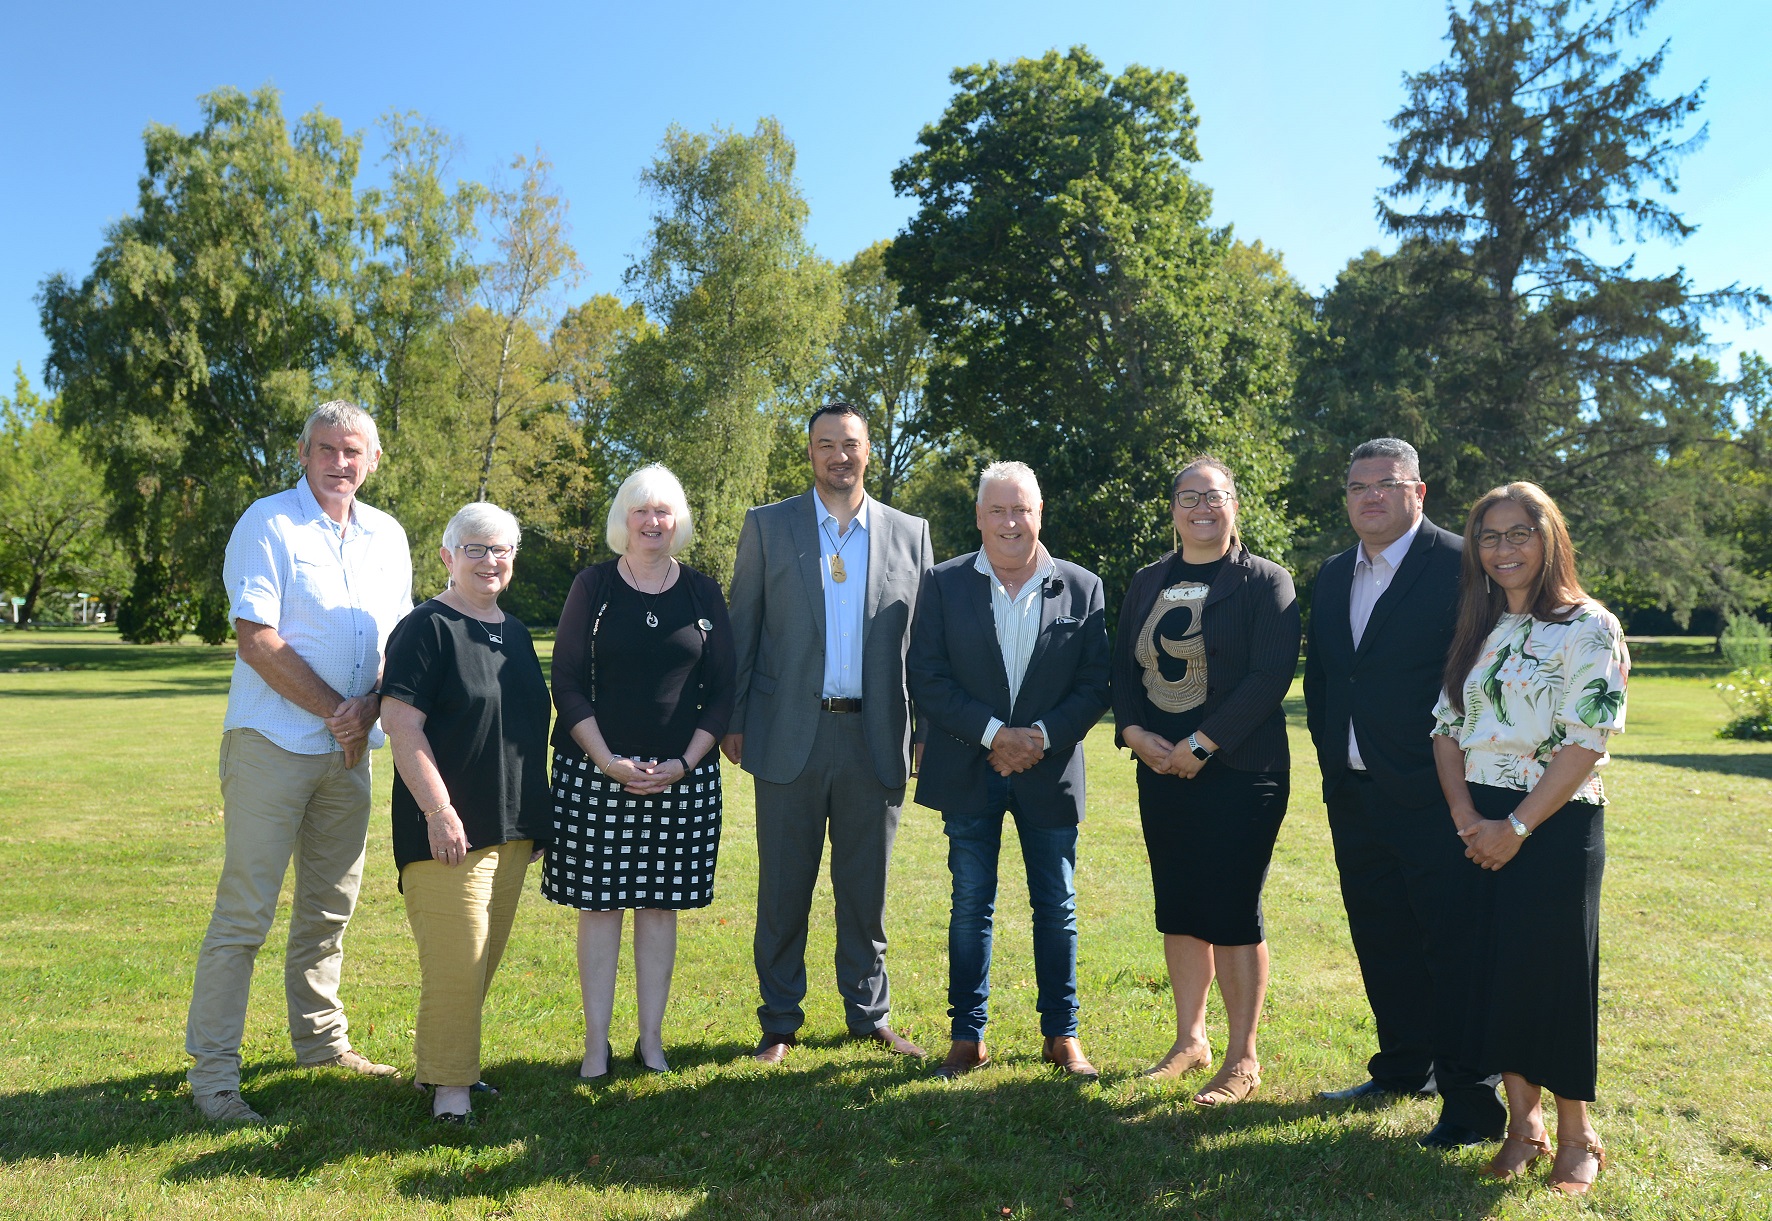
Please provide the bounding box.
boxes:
[1303,437,1504,1148]
[908,462,1111,1080]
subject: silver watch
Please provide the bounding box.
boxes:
[1507,814,1531,838]
[1187,733,1213,761]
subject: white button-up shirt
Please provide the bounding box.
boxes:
[1347,516,1421,769]
[977,545,1055,750]
[815,490,869,700]
[222,479,413,755]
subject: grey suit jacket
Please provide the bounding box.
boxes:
[727,491,934,788]
[908,552,1111,826]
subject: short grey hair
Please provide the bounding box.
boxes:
[442,502,521,550]
[606,463,694,556]
[1348,437,1420,480]
[299,399,380,456]
[977,461,1041,505]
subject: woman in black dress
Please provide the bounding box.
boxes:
[1113,456,1300,1106]
[545,464,736,1079]
[380,502,551,1123]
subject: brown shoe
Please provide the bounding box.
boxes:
[1041,1035,1099,1080]
[1193,1063,1260,1107]
[851,1024,925,1057]
[306,1048,399,1078]
[1142,1043,1213,1080]
[753,1031,797,1065]
[934,1039,990,1080]
[1548,1138,1605,1196]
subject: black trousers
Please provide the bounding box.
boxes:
[1326,770,1505,1136]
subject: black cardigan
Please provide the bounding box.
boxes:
[1111,545,1301,773]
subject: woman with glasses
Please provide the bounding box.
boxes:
[1112,456,1301,1105]
[1432,482,1628,1196]
[379,502,550,1123]
[544,464,736,1079]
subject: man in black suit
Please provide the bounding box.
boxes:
[908,462,1111,1081]
[1303,437,1505,1148]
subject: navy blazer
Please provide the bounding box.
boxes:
[908,553,1111,826]
[1302,518,1463,809]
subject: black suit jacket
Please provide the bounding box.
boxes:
[908,553,1111,826]
[1303,519,1463,809]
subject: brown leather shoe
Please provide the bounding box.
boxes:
[753,1031,797,1064]
[851,1024,926,1057]
[934,1039,990,1080]
[1042,1035,1100,1080]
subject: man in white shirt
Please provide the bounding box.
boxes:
[907,462,1111,1080]
[185,400,413,1124]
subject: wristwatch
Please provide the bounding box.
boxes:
[1186,733,1213,762]
[1507,814,1531,838]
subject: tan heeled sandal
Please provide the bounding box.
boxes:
[1548,1138,1606,1196]
[1141,1044,1212,1080]
[1192,1064,1260,1107]
[1482,1130,1552,1180]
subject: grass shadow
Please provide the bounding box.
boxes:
[1626,752,1772,780]
[0,676,234,700]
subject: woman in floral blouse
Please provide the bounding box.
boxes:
[1431,482,1629,1198]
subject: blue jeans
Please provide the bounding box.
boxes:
[944,776,1080,1041]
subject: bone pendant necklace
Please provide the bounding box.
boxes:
[822,518,856,584]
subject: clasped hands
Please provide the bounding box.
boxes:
[988,726,1045,777]
[1124,727,1213,779]
[1454,808,1523,871]
[325,693,380,769]
[600,755,686,795]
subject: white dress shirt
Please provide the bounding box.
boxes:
[976,546,1055,750]
[1347,516,1422,770]
[222,479,413,755]
[814,489,869,700]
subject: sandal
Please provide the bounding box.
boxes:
[1482,1130,1552,1180]
[1192,1064,1260,1107]
[1548,1138,1605,1196]
[1142,1045,1213,1080]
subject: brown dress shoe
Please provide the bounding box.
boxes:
[851,1024,926,1057]
[1042,1035,1100,1080]
[934,1039,990,1080]
[753,1031,797,1064]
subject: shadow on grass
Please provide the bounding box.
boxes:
[0,1049,1515,1218]
[1627,752,1772,780]
[0,639,236,673]
[0,675,234,700]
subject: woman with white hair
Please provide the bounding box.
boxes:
[379,502,551,1123]
[544,464,736,1079]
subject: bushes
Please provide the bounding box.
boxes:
[1716,667,1772,741]
[1719,614,1771,670]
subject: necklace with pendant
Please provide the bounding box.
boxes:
[475,615,504,645]
[822,518,858,584]
[625,556,674,627]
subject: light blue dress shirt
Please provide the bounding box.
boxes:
[222,478,413,755]
[976,546,1055,749]
[814,490,869,700]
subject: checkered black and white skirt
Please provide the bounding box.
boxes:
[539,749,722,911]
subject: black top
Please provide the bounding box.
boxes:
[1112,546,1300,773]
[381,600,552,879]
[1302,518,1464,808]
[551,560,737,758]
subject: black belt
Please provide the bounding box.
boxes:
[820,697,862,713]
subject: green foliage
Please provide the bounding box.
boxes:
[889,48,1305,607]
[1719,614,1771,670]
[617,119,839,586]
[1715,667,1772,740]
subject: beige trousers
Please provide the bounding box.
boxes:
[186,728,372,1097]
[402,840,532,1086]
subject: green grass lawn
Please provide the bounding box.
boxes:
[1,627,1768,1218]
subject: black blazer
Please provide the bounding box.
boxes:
[908,553,1111,826]
[1112,546,1300,773]
[1302,518,1463,808]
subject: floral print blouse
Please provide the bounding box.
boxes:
[1431,603,1630,804]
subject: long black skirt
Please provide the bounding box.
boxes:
[1467,783,1605,1101]
[1137,761,1288,945]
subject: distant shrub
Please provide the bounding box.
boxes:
[1719,615,1771,670]
[1716,667,1772,741]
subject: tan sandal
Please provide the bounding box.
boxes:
[1548,1138,1605,1196]
[1192,1064,1260,1107]
[1142,1044,1212,1080]
[1482,1130,1552,1180]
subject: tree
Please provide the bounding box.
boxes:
[0,369,123,625]
[38,86,363,641]
[616,119,839,585]
[889,47,1305,602]
[1327,0,1768,620]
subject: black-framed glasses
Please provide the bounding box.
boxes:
[1174,490,1236,508]
[1476,526,1539,550]
[457,543,518,560]
[1345,478,1421,497]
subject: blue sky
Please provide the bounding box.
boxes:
[4,0,1766,392]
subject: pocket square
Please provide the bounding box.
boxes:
[1054,616,1079,625]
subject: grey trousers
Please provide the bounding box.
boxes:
[185,728,371,1096]
[753,710,903,1035]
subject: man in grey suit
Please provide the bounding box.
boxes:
[908,462,1111,1080]
[722,402,935,1064]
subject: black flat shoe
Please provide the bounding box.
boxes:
[432,1109,472,1125]
[633,1037,671,1075]
[1318,1078,1415,1103]
[1419,1120,1496,1149]
[580,1041,616,1082]
[414,1079,499,1097]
